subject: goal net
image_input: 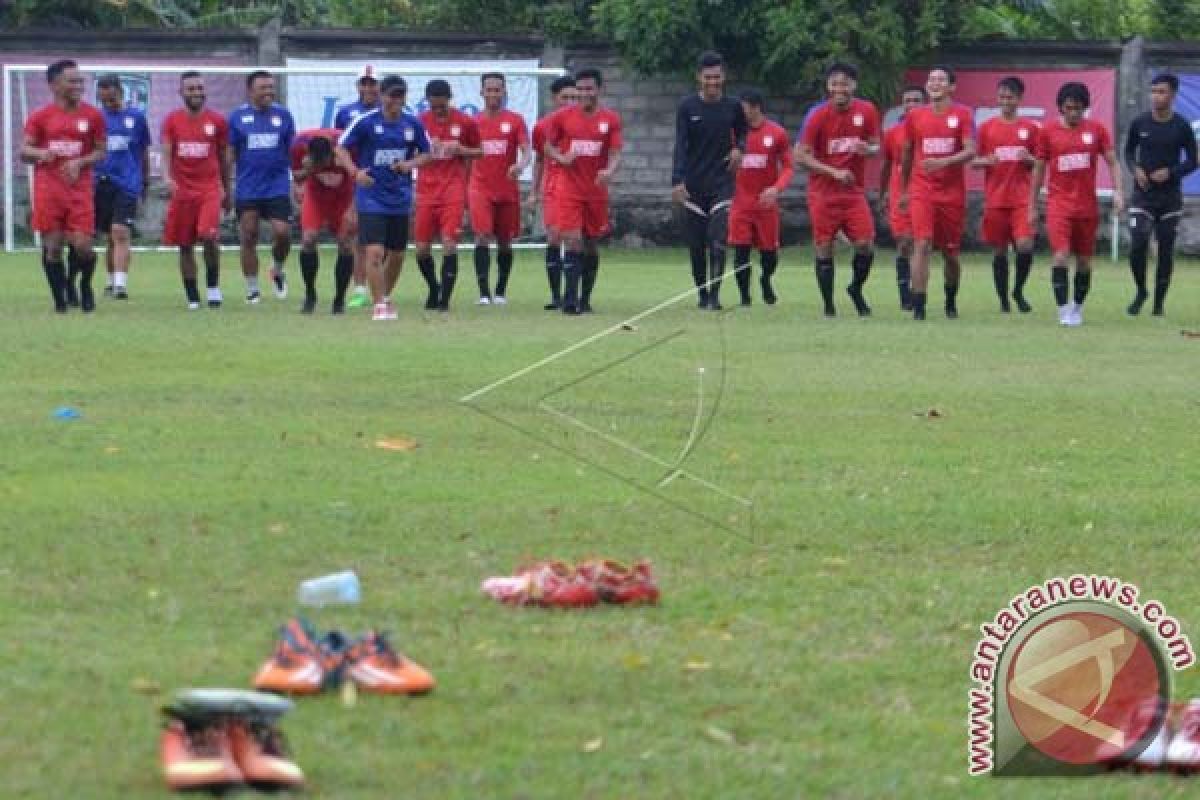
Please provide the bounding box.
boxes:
[2,62,566,252]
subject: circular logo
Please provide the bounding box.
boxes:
[1005,611,1166,766]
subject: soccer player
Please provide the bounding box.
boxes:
[161,71,233,309]
[470,73,531,305]
[1124,72,1198,316]
[229,70,295,303]
[290,128,356,313]
[543,68,622,314]
[672,51,747,310]
[334,65,380,309]
[972,77,1039,313]
[530,75,577,309]
[415,80,482,311]
[94,74,150,300]
[336,75,430,321]
[1029,82,1124,327]
[879,86,927,310]
[900,66,976,320]
[796,62,881,317]
[728,90,793,305]
[21,59,105,313]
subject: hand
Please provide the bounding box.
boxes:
[356,168,375,187]
[555,150,576,166]
[1027,205,1038,229]
[525,191,539,211]
[852,139,870,156]
[758,186,780,208]
[596,168,614,186]
[60,158,82,184]
[831,168,854,185]
[898,191,909,212]
[728,148,743,171]
[440,140,460,157]
[1112,193,1125,215]
[301,154,313,170]
[1150,167,1171,183]
[1016,147,1034,164]
[507,164,522,180]
[977,154,998,167]
[879,191,889,211]
[391,160,412,174]
[221,193,233,213]
[1135,167,1149,191]
[164,178,177,199]
[671,183,690,205]
[33,148,54,164]
[920,157,944,174]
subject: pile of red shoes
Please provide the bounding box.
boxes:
[253,617,436,696]
[1123,698,1200,774]
[481,559,660,608]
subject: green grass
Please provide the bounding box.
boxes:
[1,246,1199,799]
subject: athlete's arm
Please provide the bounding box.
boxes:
[218,138,234,211]
[1027,158,1045,226]
[795,142,851,185]
[1123,119,1149,190]
[878,151,893,206]
[160,137,175,197]
[597,145,622,186]
[899,138,914,209]
[671,101,689,202]
[19,129,51,164]
[1171,118,1198,182]
[1104,147,1125,214]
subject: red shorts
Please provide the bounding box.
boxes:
[33,188,94,236]
[414,200,465,243]
[554,191,610,239]
[542,188,561,232]
[982,206,1033,248]
[728,207,780,250]
[301,190,353,236]
[1046,212,1098,258]
[163,190,222,247]
[469,193,520,241]
[887,196,911,238]
[809,194,874,246]
[909,197,964,254]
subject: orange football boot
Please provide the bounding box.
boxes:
[160,719,244,793]
[228,718,305,790]
[253,617,338,695]
[344,632,436,695]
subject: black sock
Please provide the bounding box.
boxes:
[1154,251,1174,312]
[74,252,96,311]
[545,247,562,304]
[1052,266,1069,307]
[299,250,319,301]
[184,279,200,303]
[1130,237,1149,295]
[417,254,439,297]
[1014,252,1032,296]
[733,245,752,301]
[895,255,911,306]
[992,254,1010,303]
[815,257,835,312]
[204,263,219,290]
[1072,270,1091,306]
[562,250,582,310]
[581,252,599,306]
[43,254,67,310]
[473,244,490,297]
[760,250,778,303]
[944,282,959,312]
[689,245,707,294]
[708,244,727,304]
[66,248,81,287]
[496,250,513,297]
[439,254,459,305]
[333,252,353,304]
[850,251,873,290]
[912,291,927,315]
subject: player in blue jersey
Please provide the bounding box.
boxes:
[334,65,381,309]
[336,75,431,321]
[228,70,295,304]
[94,74,150,300]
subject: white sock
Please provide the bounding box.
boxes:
[353,283,367,294]
[114,271,127,289]
[246,275,260,292]
[207,287,222,301]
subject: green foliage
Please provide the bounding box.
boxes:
[1149,0,1200,39]
[968,0,1160,40]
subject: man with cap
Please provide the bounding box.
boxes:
[335,66,381,309]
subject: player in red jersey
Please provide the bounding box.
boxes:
[543,68,623,315]
[161,71,233,310]
[900,66,976,320]
[796,62,881,317]
[21,59,106,313]
[1029,82,1124,327]
[972,76,1039,313]
[416,80,482,311]
[728,90,793,306]
[530,76,577,309]
[290,128,356,314]
[469,73,531,305]
[878,85,926,310]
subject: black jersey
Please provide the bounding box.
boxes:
[1124,111,1198,201]
[672,94,748,197]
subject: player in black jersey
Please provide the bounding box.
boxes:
[672,51,748,310]
[1124,73,1198,316]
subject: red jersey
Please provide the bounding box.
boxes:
[470,109,529,202]
[977,116,1040,209]
[24,102,106,198]
[904,103,974,203]
[543,105,623,199]
[418,108,480,205]
[290,127,353,202]
[1036,118,1112,218]
[532,115,561,196]
[801,98,880,198]
[733,120,794,210]
[161,108,228,193]
[882,123,907,197]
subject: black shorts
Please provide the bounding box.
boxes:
[681,190,732,248]
[1130,190,1183,225]
[94,178,138,233]
[236,196,292,222]
[358,213,409,251]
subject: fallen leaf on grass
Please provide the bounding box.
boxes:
[341,680,357,708]
[582,737,604,753]
[131,677,161,695]
[1181,330,1200,339]
[914,407,943,419]
[821,556,849,568]
[684,660,712,672]
[622,652,649,670]
[375,436,419,452]
[267,522,286,534]
[104,446,120,454]
[703,725,737,746]
[621,323,638,332]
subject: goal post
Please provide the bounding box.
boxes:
[3,62,566,252]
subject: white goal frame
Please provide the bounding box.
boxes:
[3,63,567,253]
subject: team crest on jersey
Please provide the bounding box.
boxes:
[501,122,512,134]
[852,113,864,127]
[763,136,774,147]
[1018,127,1030,140]
[599,121,610,134]
[947,116,959,129]
[241,115,253,124]
[404,127,414,141]
[1082,131,1094,145]
[271,116,281,127]
[375,124,384,134]
[77,120,89,132]
[124,117,135,129]
[204,123,215,136]
[450,125,461,137]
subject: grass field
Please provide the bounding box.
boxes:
[1,246,1199,799]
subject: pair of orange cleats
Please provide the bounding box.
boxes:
[481,559,660,608]
[253,617,435,696]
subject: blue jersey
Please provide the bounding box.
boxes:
[335,100,379,131]
[339,110,430,215]
[97,106,151,197]
[228,102,295,201]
